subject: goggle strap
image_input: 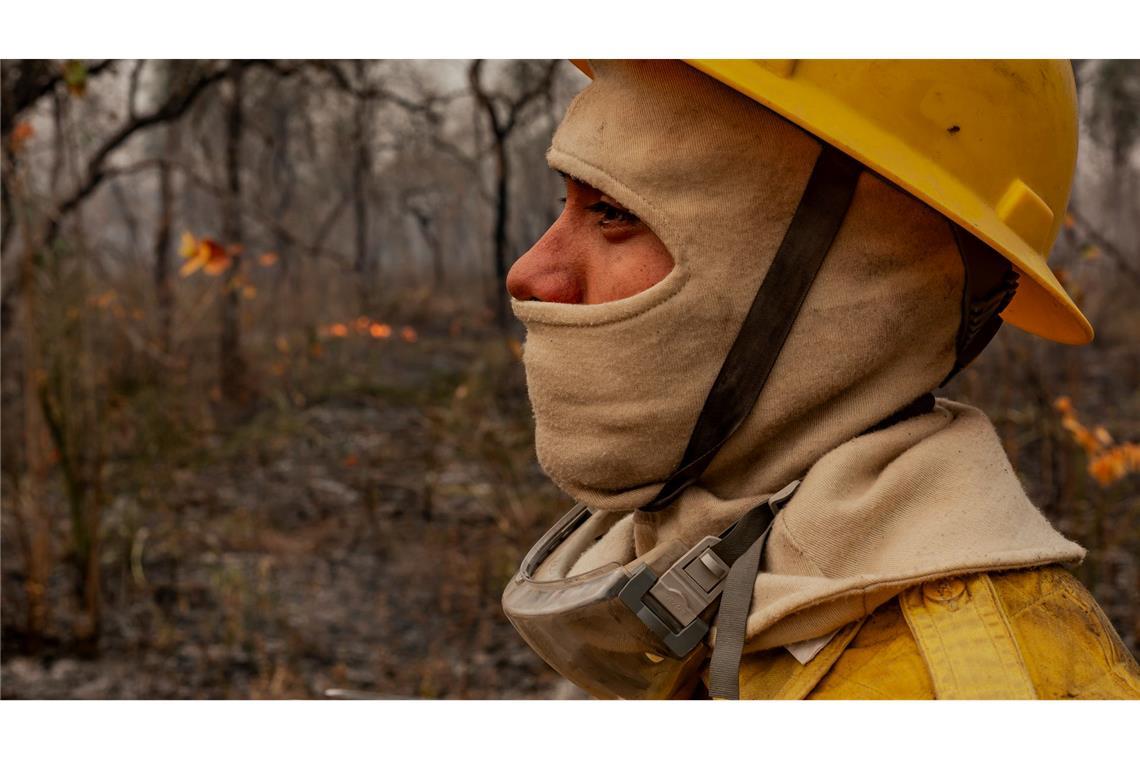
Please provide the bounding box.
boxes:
[707,522,770,700]
[709,479,796,567]
[705,480,799,699]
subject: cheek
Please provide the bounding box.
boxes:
[587,238,675,304]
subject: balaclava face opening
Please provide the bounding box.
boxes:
[512,59,964,515]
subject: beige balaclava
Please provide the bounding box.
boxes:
[512,60,1082,653]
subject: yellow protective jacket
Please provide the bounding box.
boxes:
[709,565,1140,699]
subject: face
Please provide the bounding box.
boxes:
[506,175,674,305]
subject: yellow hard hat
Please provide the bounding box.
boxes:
[572,60,1092,345]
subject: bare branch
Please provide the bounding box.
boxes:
[468,60,502,138]
[44,63,230,244]
[1069,208,1140,288]
[503,60,559,135]
[1,59,116,137]
[127,60,145,120]
[43,59,306,248]
[313,60,447,120]
[100,156,355,272]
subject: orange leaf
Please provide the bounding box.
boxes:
[330,324,348,338]
[1075,429,1101,456]
[258,251,279,267]
[400,326,418,343]
[179,231,198,259]
[200,239,233,275]
[179,256,206,277]
[369,323,391,339]
[1128,444,1140,468]
[179,235,233,276]
[9,121,34,152]
[91,290,117,308]
[1088,448,1134,487]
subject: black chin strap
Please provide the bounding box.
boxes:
[861,393,936,436]
[641,145,863,513]
[941,224,1020,385]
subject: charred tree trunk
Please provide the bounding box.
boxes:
[153,126,178,356]
[1,147,14,256]
[408,201,444,289]
[268,95,296,333]
[490,136,510,328]
[219,63,247,405]
[43,90,106,648]
[351,62,374,315]
[15,222,52,649]
[468,60,558,330]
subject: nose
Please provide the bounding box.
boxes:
[506,227,584,304]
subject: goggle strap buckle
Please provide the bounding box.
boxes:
[618,480,801,660]
[618,564,712,658]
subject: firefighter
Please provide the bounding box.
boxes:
[501,60,1140,699]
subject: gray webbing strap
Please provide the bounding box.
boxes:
[706,524,771,699]
[705,480,799,699]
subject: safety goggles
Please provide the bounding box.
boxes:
[502,481,799,699]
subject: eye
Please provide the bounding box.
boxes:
[585,201,640,227]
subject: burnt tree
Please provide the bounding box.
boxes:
[468,59,559,328]
[219,62,248,404]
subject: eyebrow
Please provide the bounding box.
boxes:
[553,169,596,193]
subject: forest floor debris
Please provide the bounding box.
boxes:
[2,333,574,698]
